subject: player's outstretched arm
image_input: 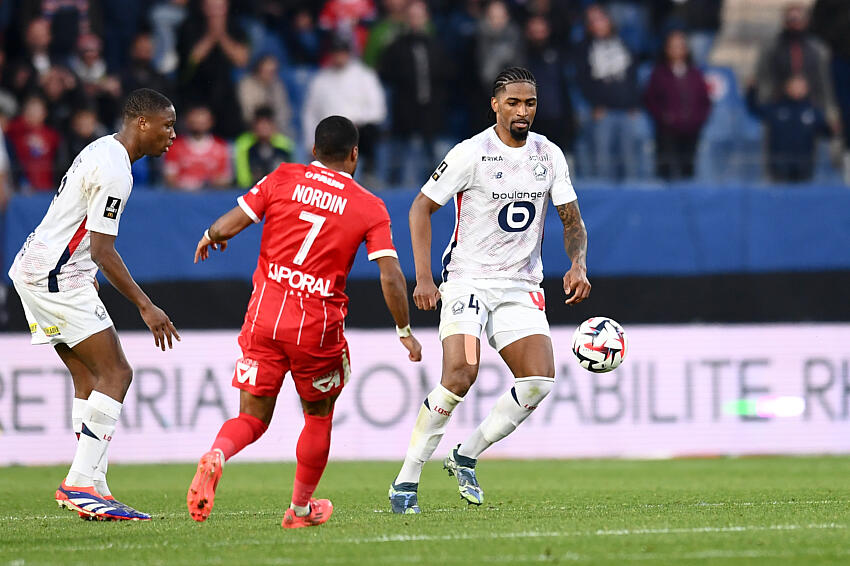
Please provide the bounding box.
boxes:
[409,193,442,311]
[376,256,422,362]
[556,201,591,305]
[90,231,180,350]
[194,206,254,263]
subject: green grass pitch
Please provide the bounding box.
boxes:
[1,457,849,565]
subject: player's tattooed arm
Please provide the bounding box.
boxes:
[556,201,591,305]
[556,201,587,267]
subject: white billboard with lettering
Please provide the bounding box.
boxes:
[0,325,848,465]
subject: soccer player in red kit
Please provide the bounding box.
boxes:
[187,115,422,528]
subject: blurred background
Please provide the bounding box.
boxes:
[0,0,849,463]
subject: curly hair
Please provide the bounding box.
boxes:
[122,88,173,120]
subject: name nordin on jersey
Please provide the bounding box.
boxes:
[292,184,348,215]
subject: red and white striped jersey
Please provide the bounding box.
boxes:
[421,127,577,286]
[238,160,396,347]
[8,135,133,292]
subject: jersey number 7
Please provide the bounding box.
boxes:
[293,211,326,265]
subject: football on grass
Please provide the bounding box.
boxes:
[571,317,627,373]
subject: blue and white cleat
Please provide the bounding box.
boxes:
[388,481,421,514]
[444,445,484,506]
[55,480,151,521]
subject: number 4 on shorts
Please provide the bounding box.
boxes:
[468,294,480,314]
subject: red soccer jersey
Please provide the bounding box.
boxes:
[237,160,396,348]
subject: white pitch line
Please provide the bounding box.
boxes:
[4,498,846,522]
[10,523,845,554]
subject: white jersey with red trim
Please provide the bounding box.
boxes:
[421,126,577,286]
[8,135,133,292]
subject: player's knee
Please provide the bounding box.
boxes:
[513,377,555,410]
[442,365,478,397]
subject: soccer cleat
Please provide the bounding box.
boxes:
[187,450,223,522]
[444,445,484,506]
[55,480,150,520]
[388,482,421,514]
[281,498,333,529]
[96,496,151,521]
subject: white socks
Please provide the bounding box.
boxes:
[395,384,464,485]
[458,376,554,460]
[72,397,112,495]
[67,391,122,488]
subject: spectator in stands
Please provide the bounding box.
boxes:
[380,0,450,186]
[237,54,294,139]
[177,0,249,139]
[657,0,724,66]
[39,65,82,132]
[524,15,577,159]
[5,94,60,191]
[284,7,321,66]
[302,35,386,186]
[0,49,17,118]
[19,0,101,62]
[440,0,488,137]
[120,31,174,101]
[164,104,232,191]
[55,106,106,184]
[69,33,122,126]
[644,30,711,180]
[754,3,836,125]
[318,0,377,56]
[811,0,850,183]
[476,0,523,95]
[149,0,189,74]
[747,75,832,183]
[8,18,55,99]
[520,0,576,52]
[234,106,294,188]
[0,129,11,210]
[101,0,144,73]
[577,4,641,180]
[363,0,408,68]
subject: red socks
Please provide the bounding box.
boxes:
[209,410,333,508]
[211,413,268,461]
[291,411,333,507]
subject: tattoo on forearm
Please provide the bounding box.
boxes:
[556,202,587,264]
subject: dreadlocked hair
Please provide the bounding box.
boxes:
[492,67,537,97]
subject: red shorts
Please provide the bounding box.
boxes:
[233,330,351,402]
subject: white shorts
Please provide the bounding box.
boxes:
[13,281,113,348]
[438,279,550,351]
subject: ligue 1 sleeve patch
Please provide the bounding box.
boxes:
[103,196,122,219]
[432,161,448,181]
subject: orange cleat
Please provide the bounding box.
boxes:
[281,499,334,529]
[187,451,223,522]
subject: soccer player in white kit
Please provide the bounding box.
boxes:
[389,67,591,513]
[8,88,179,521]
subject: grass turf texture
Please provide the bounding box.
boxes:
[1,457,848,565]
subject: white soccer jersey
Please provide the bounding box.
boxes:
[9,135,133,292]
[421,127,577,285]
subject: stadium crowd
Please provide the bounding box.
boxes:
[0,0,847,206]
